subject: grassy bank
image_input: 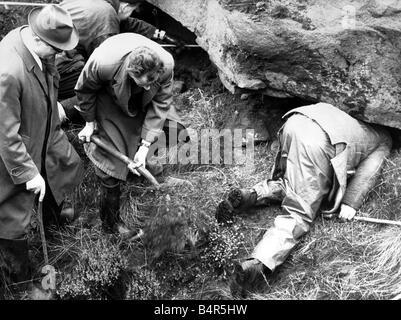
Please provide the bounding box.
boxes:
[24,86,401,300]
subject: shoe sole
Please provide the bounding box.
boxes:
[215,200,234,223]
[227,188,243,208]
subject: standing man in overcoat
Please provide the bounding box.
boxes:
[75,33,184,238]
[0,5,83,295]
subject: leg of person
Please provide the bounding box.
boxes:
[96,167,138,239]
[0,237,31,298]
[41,180,65,235]
[215,176,286,224]
[232,114,336,296]
[253,114,336,270]
[0,187,36,298]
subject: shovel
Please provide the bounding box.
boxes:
[89,136,161,242]
[323,213,401,227]
[37,200,57,291]
[90,135,160,189]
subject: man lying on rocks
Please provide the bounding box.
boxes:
[215,102,393,298]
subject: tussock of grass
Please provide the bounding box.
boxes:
[52,227,128,300]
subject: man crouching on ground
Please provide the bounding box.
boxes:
[215,103,393,298]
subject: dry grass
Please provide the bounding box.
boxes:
[8,85,401,300]
[247,152,401,300]
[2,0,401,302]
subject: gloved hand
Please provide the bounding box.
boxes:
[57,101,68,123]
[78,121,96,143]
[26,173,46,201]
[338,203,357,221]
[128,145,149,176]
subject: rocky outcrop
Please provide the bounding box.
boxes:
[147,0,401,129]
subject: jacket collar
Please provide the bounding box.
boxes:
[112,54,132,110]
[112,55,160,113]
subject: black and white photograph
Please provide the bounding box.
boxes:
[0,0,401,310]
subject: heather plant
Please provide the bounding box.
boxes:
[125,268,163,300]
[201,224,246,279]
[56,230,128,300]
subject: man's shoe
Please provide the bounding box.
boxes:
[215,188,257,224]
[227,188,257,210]
[60,195,75,222]
[230,259,271,298]
[215,200,235,224]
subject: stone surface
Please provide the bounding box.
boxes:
[147,0,401,129]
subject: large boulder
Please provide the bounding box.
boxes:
[147,0,401,129]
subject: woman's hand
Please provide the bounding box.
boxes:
[128,144,150,176]
[78,121,96,143]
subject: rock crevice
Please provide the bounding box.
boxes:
[147,0,401,129]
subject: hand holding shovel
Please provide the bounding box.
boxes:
[89,135,160,188]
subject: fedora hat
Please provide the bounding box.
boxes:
[28,4,79,51]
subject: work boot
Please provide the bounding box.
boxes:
[215,179,285,224]
[60,194,75,222]
[0,238,31,298]
[230,258,271,298]
[215,188,258,224]
[228,188,258,210]
[99,182,138,239]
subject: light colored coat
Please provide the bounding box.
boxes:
[0,27,83,239]
[75,33,183,180]
[253,103,392,271]
[59,0,120,54]
[59,0,156,56]
[273,102,392,213]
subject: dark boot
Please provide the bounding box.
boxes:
[59,193,76,223]
[99,181,137,239]
[0,238,31,298]
[230,259,271,298]
[228,188,258,210]
[215,179,285,224]
[215,189,257,224]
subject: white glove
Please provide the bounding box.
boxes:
[128,145,149,176]
[338,203,357,221]
[57,101,67,123]
[118,2,136,21]
[26,173,46,201]
[78,121,96,143]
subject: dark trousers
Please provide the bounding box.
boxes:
[0,238,30,298]
[0,182,62,298]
